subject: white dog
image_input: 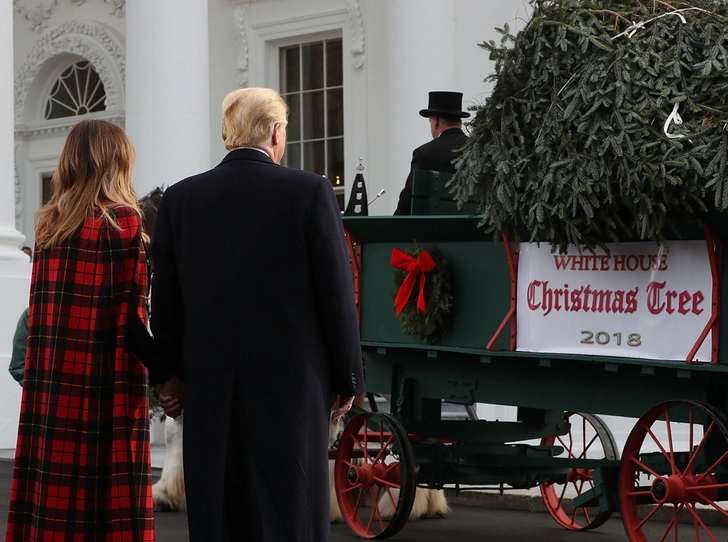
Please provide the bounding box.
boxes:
[153,411,449,521]
[152,413,185,511]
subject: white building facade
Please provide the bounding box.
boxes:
[2,0,534,449]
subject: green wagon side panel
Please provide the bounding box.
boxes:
[344,216,513,351]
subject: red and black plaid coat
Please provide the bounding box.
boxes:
[5,205,154,542]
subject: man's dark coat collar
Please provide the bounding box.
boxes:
[219,148,276,167]
[439,127,465,138]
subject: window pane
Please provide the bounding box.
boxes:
[44,62,106,120]
[302,42,324,91]
[326,40,343,87]
[303,140,325,175]
[42,174,54,205]
[336,192,345,212]
[302,91,325,140]
[88,73,106,112]
[327,138,345,188]
[284,142,301,169]
[281,46,300,93]
[284,93,301,142]
[327,88,343,138]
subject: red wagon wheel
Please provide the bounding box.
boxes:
[334,412,415,539]
[620,400,728,541]
[540,411,618,530]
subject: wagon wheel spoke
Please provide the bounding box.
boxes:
[540,412,617,532]
[664,407,678,475]
[695,449,728,485]
[582,434,599,457]
[556,435,574,458]
[350,487,365,519]
[703,497,728,518]
[635,501,665,531]
[366,486,385,533]
[620,400,728,541]
[351,433,368,457]
[646,426,675,471]
[372,436,395,464]
[685,503,720,542]
[372,476,399,489]
[656,508,678,542]
[342,482,364,495]
[334,412,415,539]
[385,485,397,510]
[556,482,568,510]
[629,456,662,479]
[684,421,716,475]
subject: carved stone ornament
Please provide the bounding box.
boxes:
[346,0,365,69]
[230,0,365,80]
[233,5,249,87]
[14,0,60,33]
[14,141,21,231]
[15,20,126,123]
[104,0,125,18]
[14,0,112,32]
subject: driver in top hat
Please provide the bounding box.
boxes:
[394,91,470,215]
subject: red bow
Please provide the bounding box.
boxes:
[390,248,436,316]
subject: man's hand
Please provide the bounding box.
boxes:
[159,376,184,419]
[331,395,355,422]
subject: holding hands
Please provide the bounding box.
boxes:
[331,393,355,422]
[159,376,184,419]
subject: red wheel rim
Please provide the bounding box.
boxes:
[620,401,728,541]
[334,413,412,539]
[540,412,616,530]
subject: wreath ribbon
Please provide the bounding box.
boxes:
[390,247,436,316]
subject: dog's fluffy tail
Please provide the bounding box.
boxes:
[377,488,450,520]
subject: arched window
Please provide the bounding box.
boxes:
[44,61,107,120]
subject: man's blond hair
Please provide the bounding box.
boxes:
[221,88,288,150]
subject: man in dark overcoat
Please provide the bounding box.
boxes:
[394,91,470,215]
[151,87,365,541]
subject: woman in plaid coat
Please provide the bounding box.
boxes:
[5,120,157,541]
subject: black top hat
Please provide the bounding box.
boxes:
[419,91,470,119]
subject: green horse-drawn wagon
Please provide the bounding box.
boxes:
[333,171,728,541]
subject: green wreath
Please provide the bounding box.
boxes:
[391,243,452,344]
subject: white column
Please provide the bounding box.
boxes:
[0,2,26,263]
[125,0,211,197]
[0,0,32,450]
[384,0,458,212]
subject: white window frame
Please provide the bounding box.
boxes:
[278,35,345,202]
[246,7,368,208]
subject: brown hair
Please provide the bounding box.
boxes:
[221,87,288,150]
[36,120,146,249]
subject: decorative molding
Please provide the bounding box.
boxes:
[104,0,125,18]
[14,0,59,33]
[14,110,125,138]
[14,0,110,32]
[232,5,249,88]
[15,20,125,123]
[14,142,21,231]
[346,0,365,69]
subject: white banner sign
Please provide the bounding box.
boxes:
[516,241,714,361]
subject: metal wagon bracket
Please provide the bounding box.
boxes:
[686,223,722,364]
[486,233,519,352]
[344,226,363,324]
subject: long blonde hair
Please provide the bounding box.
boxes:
[36,120,147,249]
